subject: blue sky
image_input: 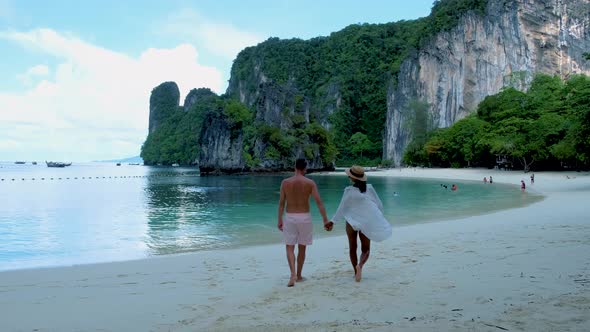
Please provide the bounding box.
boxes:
[0,0,433,161]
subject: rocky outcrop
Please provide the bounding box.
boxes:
[183,88,216,112]
[198,111,245,174]
[148,82,180,133]
[384,0,590,165]
[227,66,335,172]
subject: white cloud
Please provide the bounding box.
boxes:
[27,64,50,76]
[159,8,264,59]
[17,64,50,85]
[0,28,224,161]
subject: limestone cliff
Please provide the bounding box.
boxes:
[142,83,214,166]
[198,111,245,174]
[384,0,590,165]
[148,82,180,134]
[144,0,590,171]
[225,61,337,172]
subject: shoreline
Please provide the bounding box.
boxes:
[1,169,541,273]
[1,168,589,331]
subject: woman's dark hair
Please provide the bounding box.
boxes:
[352,179,367,193]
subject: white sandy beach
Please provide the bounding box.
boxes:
[1,168,589,332]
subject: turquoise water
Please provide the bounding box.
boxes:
[0,162,542,271]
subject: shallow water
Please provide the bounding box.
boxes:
[0,162,542,271]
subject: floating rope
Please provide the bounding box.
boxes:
[0,173,199,182]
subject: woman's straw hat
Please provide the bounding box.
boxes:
[345,165,367,181]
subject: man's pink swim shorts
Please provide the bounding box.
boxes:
[283,213,313,245]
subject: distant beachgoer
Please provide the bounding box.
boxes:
[521,180,526,191]
[277,158,332,287]
[530,173,535,184]
[451,184,458,191]
[489,176,493,184]
[331,165,392,282]
[484,177,488,184]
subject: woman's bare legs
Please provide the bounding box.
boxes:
[346,222,359,275]
[346,223,371,281]
[355,231,371,281]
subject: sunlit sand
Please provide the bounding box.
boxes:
[1,168,588,331]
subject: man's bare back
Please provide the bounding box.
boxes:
[281,175,314,213]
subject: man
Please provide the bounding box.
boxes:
[278,158,332,287]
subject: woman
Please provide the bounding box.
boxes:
[331,165,392,282]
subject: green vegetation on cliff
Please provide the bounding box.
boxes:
[231,0,488,165]
[142,0,490,168]
[403,74,590,170]
[141,88,220,165]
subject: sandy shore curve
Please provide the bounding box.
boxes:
[1,168,589,331]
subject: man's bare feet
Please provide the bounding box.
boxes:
[296,276,306,282]
[355,265,362,282]
[287,276,296,287]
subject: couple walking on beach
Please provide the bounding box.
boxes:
[277,158,392,287]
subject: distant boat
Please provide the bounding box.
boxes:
[172,163,180,167]
[15,161,25,164]
[32,161,37,165]
[46,161,71,168]
[116,163,121,166]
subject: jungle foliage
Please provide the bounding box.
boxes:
[403,74,590,171]
[230,0,488,165]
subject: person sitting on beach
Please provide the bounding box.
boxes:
[277,158,332,287]
[330,165,392,282]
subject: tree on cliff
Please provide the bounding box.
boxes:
[403,74,590,170]
[349,132,373,159]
